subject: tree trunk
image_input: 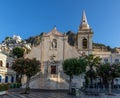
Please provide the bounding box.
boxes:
[19,74,22,84]
[90,66,93,86]
[25,77,30,94]
[16,74,22,84]
[90,76,93,86]
[108,80,112,94]
[102,78,106,90]
[69,76,72,94]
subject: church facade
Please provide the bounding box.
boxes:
[22,11,120,89]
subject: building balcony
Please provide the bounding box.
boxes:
[0,67,15,74]
[0,67,7,73]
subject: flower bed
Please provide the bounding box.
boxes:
[0,83,9,95]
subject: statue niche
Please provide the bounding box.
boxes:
[52,39,57,48]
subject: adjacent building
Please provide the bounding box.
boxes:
[0,51,16,83]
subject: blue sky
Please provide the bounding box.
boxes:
[0,0,120,48]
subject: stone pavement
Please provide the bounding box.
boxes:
[1,91,79,98]
[1,89,120,98]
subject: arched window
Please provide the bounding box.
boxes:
[83,38,87,49]
[0,76,2,82]
[0,60,3,67]
[52,39,57,48]
[6,62,9,68]
[11,76,14,83]
[5,76,8,83]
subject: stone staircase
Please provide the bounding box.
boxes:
[22,72,69,89]
[60,71,69,83]
[22,73,48,89]
[2,92,25,98]
[22,73,47,87]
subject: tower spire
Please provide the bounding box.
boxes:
[79,10,90,30]
[82,10,88,24]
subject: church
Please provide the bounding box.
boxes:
[22,11,120,89]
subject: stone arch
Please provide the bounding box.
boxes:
[6,62,9,68]
[0,60,3,67]
[5,76,8,83]
[11,76,14,83]
[82,38,88,49]
[0,76,2,82]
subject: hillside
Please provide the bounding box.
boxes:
[25,31,113,52]
[1,32,116,53]
[25,33,44,47]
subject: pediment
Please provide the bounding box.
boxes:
[44,27,63,37]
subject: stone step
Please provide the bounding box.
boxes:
[24,93,40,98]
[1,94,11,98]
[6,93,20,98]
[7,92,26,98]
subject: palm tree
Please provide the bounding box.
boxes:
[85,54,101,86]
[62,57,87,94]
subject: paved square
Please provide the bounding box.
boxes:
[1,89,120,98]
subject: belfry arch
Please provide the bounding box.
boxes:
[82,38,87,49]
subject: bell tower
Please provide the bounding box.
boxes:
[76,11,93,55]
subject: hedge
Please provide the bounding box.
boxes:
[0,83,10,92]
[10,83,21,88]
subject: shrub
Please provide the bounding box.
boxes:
[0,83,10,92]
[10,83,21,88]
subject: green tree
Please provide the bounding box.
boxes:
[5,36,12,41]
[2,36,12,43]
[66,31,76,46]
[12,47,24,58]
[85,54,101,85]
[97,63,120,94]
[25,34,42,46]
[12,47,25,83]
[62,57,87,94]
[12,58,40,93]
[12,58,25,83]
